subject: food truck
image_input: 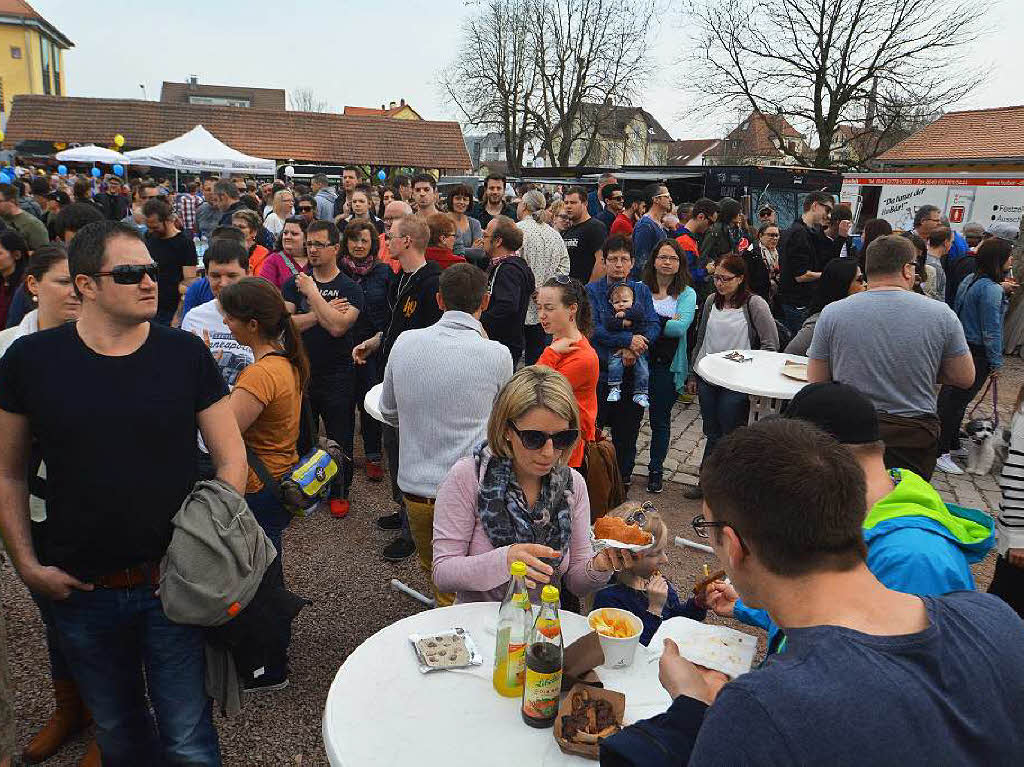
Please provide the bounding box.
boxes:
[841,172,1024,233]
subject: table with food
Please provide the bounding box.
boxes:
[694,349,809,422]
[322,516,757,765]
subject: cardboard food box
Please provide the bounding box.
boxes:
[553,683,626,760]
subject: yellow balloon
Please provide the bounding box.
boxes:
[114,133,124,147]
[0,130,5,142]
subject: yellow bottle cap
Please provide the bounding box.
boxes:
[510,560,527,577]
[541,585,559,603]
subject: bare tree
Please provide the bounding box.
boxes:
[683,0,990,169]
[288,88,332,113]
[440,0,537,174]
[440,0,657,170]
[529,0,657,168]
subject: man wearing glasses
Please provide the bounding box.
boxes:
[0,220,246,764]
[296,194,318,226]
[630,184,673,280]
[282,220,364,519]
[602,417,1024,766]
[777,191,834,334]
[597,183,624,229]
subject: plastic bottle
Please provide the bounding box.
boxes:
[493,561,533,697]
[521,585,563,728]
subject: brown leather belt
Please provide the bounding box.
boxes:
[403,493,436,506]
[92,562,161,589]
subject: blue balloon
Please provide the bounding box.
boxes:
[113,164,124,177]
[57,164,68,176]
[0,173,10,184]
[377,170,386,181]
[91,167,101,178]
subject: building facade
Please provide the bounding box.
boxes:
[0,0,72,125]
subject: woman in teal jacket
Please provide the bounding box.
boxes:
[640,239,696,494]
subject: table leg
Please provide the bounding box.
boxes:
[748,396,788,424]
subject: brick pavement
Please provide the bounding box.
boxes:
[632,355,1024,515]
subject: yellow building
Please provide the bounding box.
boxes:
[0,0,72,123]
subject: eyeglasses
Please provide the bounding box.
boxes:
[551,274,572,285]
[507,420,579,451]
[607,194,624,201]
[712,273,740,283]
[306,241,335,251]
[763,233,780,238]
[655,254,680,262]
[298,206,314,212]
[89,263,159,285]
[691,513,730,539]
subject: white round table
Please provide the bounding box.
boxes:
[363,382,384,424]
[695,349,808,422]
[322,602,671,766]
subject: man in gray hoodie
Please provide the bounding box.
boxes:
[312,173,338,221]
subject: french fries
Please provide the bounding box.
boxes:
[589,609,639,639]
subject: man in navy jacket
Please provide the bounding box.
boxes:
[587,233,660,485]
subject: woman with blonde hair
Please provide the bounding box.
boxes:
[433,366,635,602]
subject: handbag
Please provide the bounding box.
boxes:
[582,432,626,524]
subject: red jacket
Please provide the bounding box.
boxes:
[425,246,467,270]
[610,213,635,236]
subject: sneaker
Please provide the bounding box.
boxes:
[633,393,650,408]
[383,536,415,562]
[647,471,663,494]
[950,447,968,459]
[607,386,621,403]
[935,454,964,475]
[683,484,703,500]
[244,672,289,694]
[329,498,350,518]
[365,460,385,482]
[376,511,403,530]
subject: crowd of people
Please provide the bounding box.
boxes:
[0,162,1022,766]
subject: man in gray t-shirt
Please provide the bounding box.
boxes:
[808,235,974,479]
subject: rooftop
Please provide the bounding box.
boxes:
[666,138,720,165]
[160,81,286,111]
[0,0,73,47]
[705,112,803,158]
[5,95,472,170]
[878,105,1024,164]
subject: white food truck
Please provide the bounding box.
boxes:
[840,172,1024,233]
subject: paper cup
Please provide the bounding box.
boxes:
[588,608,643,668]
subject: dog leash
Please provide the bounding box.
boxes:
[968,376,1000,428]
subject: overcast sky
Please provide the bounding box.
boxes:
[31,0,1024,141]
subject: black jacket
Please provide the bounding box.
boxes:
[219,201,247,227]
[381,260,443,364]
[471,201,517,230]
[778,219,821,306]
[481,255,535,363]
[341,261,393,344]
[94,192,129,221]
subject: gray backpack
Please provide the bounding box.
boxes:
[160,479,276,627]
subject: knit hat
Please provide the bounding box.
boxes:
[785,382,880,445]
[985,221,1019,242]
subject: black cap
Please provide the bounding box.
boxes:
[785,382,879,445]
[47,190,70,205]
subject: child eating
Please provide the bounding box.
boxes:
[605,283,650,408]
[592,502,707,645]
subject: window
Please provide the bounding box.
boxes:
[41,40,51,95]
[10,46,20,59]
[188,95,251,107]
[52,43,60,96]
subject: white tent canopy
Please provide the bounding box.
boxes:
[124,125,275,175]
[54,145,130,164]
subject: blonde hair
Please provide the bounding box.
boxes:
[607,502,667,549]
[487,366,580,463]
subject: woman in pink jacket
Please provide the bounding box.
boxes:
[432,366,635,603]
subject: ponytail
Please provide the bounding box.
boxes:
[543,276,593,338]
[220,277,311,389]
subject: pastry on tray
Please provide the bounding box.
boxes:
[593,516,652,546]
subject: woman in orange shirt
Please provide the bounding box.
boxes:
[536,276,599,469]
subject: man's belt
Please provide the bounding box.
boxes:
[92,561,161,589]
[403,493,436,506]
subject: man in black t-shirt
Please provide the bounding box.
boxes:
[778,191,834,334]
[143,197,197,326]
[282,220,364,518]
[562,186,608,282]
[0,220,246,765]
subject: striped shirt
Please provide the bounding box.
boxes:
[998,411,1024,553]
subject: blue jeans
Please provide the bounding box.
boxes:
[697,376,749,465]
[31,592,71,682]
[780,303,807,336]
[597,381,645,483]
[48,588,220,766]
[608,353,649,395]
[647,361,677,475]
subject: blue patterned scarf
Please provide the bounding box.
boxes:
[473,443,573,557]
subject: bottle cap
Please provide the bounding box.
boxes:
[510,560,527,577]
[541,585,559,603]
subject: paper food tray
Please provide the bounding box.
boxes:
[645,617,757,679]
[589,528,654,554]
[781,360,809,381]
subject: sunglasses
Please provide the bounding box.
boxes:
[551,273,572,285]
[298,206,314,212]
[507,420,579,451]
[607,194,624,201]
[90,263,159,285]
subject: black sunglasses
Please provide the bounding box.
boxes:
[90,263,159,285]
[298,206,314,212]
[507,420,579,451]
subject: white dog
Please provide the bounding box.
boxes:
[964,418,1003,475]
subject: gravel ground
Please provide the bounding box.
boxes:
[1,448,1000,766]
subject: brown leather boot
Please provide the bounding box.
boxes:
[79,738,102,767]
[22,677,90,763]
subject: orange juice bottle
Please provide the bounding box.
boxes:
[493,561,532,697]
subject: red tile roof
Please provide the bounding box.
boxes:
[878,105,1024,163]
[160,81,286,111]
[705,112,802,158]
[0,0,72,46]
[667,139,720,165]
[5,95,472,171]
[344,102,422,119]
